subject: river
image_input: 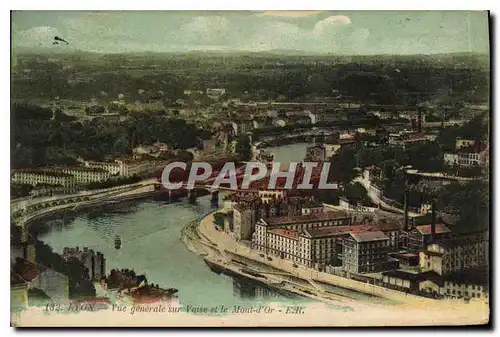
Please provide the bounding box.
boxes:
[37,144,316,309]
[265,143,310,163]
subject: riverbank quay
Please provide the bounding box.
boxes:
[12,182,173,229]
[182,209,489,322]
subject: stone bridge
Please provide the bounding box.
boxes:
[10,180,159,228]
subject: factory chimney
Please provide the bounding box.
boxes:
[431,200,436,241]
[403,189,410,231]
[418,109,423,133]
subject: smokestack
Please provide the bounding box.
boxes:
[403,190,409,231]
[431,200,436,240]
[418,109,422,133]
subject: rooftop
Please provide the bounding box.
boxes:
[11,271,27,286]
[349,230,389,243]
[414,223,451,236]
[302,224,375,238]
[62,166,108,173]
[12,169,74,178]
[376,219,402,232]
[382,270,441,283]
[263,211,350,226]
[456,141,487,154]
[268,228,299,240]
[11,258,47,282]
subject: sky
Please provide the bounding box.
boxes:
[11,11,490,55]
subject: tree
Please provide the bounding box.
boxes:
[213,213,225,229]
[329,146,360,185]
[34,240,96,299]
[85,105,106,115]
[234,135,252,161]
[406,142,443,172]
[343,182,371,206]
[436,180,488,233]
[53,109,77,122]
[176,150,194,163]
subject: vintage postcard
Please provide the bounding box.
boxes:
[10,10,490,327]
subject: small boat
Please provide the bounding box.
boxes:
[115,235,122,249]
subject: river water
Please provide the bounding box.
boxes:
[37,144,320,309]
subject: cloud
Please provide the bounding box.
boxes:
[313,15,352,36]
[14,26,61,46]
[181,16,231,45]
[183,16,230,33]
[12,11,487,54]
[242,21,305,51]
[257,11,322,18]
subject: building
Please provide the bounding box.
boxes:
[11,169,76,189]
[83,161,121,175]
[388,131,432,149]
[455,138,476,149]
[419,233,488,275]
[369,110,393,120]
[11,166,111,188]
[259,211,352,231]
[230,120,254,135]
[407,223,452,254]
[301,200,324,215]
[342,231,393,274]
[11,258,69,302]
[381,270,441,293]
[323,138,358,159]
[381,267,489,300]
[305,144,326,162]
[58,167,110,185]
[11,225,36,265]
[443,140,488,167]
[132,142,170,158]
[206,88,226,100]
[273,118,287,127]
[252,211,353,268]
[233,204,258,241]
[62,246,106,281]
[301,224,377,270]
[223,211,234,233]
[134,99,164,111]
[115,159,168,177]
[363,165,383,182]
[286,115,312,126]
[183,89,204,96]
[231,194,320,240]
[375,219,404,252]
[441,268,489,300]
[253,222,376,270]
[201,139,215,151]
[11,273,29,312]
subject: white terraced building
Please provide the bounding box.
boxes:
[83,161,121,175]
[58,167,110,185]
[12,166,110,188]
[115,159,168,177]
[11,169,76,188]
